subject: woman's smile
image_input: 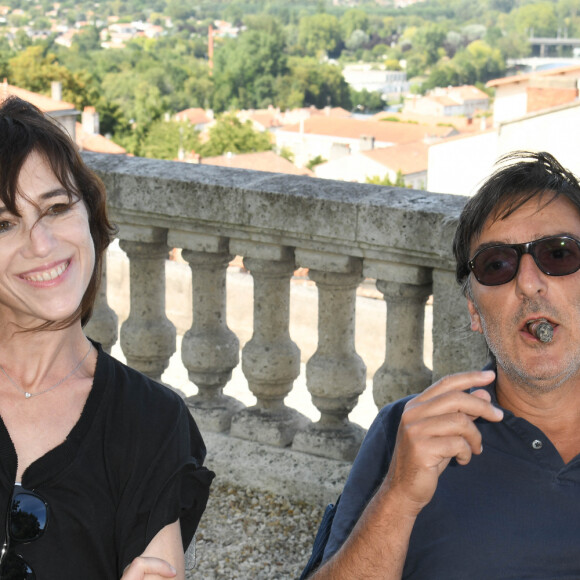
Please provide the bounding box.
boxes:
[19,259,71,284]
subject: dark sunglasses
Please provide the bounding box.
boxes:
[0,486,48,580]
[468,234,580,286]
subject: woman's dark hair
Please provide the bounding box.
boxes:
[0,96,116,329]
[453,150,580,294]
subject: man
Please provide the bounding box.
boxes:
[309,151,580,579]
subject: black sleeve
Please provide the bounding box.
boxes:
[114,394,214,571]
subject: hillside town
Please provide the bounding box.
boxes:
[1,0,579,199]
[5,58,580,197]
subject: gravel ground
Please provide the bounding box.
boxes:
[187,481,325,580]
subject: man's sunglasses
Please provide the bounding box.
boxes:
[468,235,580,286]
[0,486,48,580]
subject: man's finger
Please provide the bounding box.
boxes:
[414,370,496,402]
[405,389,503,425]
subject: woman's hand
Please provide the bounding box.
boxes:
[121,556,177,579]
[120,521,184,580]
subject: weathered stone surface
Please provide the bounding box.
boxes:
[84,261,118,353]
[119,238,176,380]
[202,431,350,505]
[83,153,466,266]
[181,249,241,432]
[373,279,433,407]
[83,152,489,475]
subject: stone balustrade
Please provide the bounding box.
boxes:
[82,152,488,466]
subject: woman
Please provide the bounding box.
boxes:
[0,96,214,579]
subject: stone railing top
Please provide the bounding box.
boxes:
[83,152,469,270]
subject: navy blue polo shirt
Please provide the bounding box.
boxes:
[323,383,580,578]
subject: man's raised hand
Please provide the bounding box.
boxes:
[384,370,503,516]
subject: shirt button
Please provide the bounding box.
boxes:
[532,439,543,450]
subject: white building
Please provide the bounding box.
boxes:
[315,141,428,189]
[342,64,410,96]
[427,101,580,196]
[487,64,580,127]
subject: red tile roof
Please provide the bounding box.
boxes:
[442,85,489,101]
[75,122,126,154]
[371,111,492,133]
[309,106,352,118]
[175,108,211,125]
[0,82,76,112]
[363,141,429,175]
[201,151,313,176]
[245,111,281,129]
[281,116,454,144]
[487,64,580,88]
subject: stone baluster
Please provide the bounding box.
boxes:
[432,268,488,381]
[84,257,118,353]
[367,262,432,409]
[292,252,366,462]
[168,232,242,432]
[229,242,309,447]
[118,227,176,381]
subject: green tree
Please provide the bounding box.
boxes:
[9,46,64,93]
[71,26,102,53]
[350,88,385,113]
[140,119,200,160]
[385,58,402,71]
[297,13,341,57]
[200,114,272,157]
[340,9,369,40]
[133,81,166,127]
[13,29,32,51]
[455,39,505,84]
[31,16,51,31]
[212,29,287,111]
[366,170,408,188]
[508,2,558,37]
[0,37,14,80]
[277,57,351,110]
[345,30,370,52]
[166,0,195,23]
[411,22,449,66]
[95,98,130,137]
[558,0,580,20]
[306,155,326,170]
[495,28,531,60]
[424,39,505,88]
[182,67,214,109]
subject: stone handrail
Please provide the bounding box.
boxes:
[82,152,487,463]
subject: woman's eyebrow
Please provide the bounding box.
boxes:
[0,188,71,215]
[39,187,70,200]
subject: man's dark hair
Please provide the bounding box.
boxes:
[0,96,116,329]
[453,150,580,294]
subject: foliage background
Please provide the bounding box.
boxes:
[3,0,579,157]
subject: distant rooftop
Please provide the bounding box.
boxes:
[195,150,313,176]
[280,116,454,144]
[487,63,580,87]
[0,81,76,114]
